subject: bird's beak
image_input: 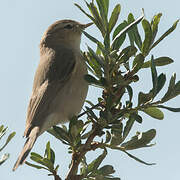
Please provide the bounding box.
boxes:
[80,22,93,29]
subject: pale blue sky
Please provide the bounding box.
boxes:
[0,0,180,180]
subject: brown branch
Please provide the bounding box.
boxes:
[52,170,62,180]
[65,125,101,180]
[54,174,62,180]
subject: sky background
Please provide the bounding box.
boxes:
[0,0,180,180]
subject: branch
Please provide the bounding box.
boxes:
[65,125,101,180]
[54,174,62,180]
[51,169,62,180]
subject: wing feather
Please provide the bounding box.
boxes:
[24,47,76,137]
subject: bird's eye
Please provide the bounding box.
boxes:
[64,24,74,29]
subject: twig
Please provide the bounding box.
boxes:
[52,170,62,180]
[78,102,101,118]
[54,174,62,180]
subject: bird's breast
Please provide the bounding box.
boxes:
[40,56,88,133]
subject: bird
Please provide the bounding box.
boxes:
[13,19,93,171]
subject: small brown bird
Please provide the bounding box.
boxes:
[13,20,93,171]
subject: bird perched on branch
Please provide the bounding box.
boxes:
[13,20,93,171]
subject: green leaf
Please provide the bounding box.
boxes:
[0,132,16,151]
[141,19,153,56]
[123,115,135,140]
[87,2,106,35]
[151,13,162,43]
[109,4,121,33]
[98,165,115,176]
[47,126,71,144]
[42,158,54,171]
[30,155,44,165]
[0,153,10,165]
[150,19,179,50]
[44,142,55,165]
[118,46,137,64]
[8,132,16,142]
[126,85,133,102]
[104,32,110,49]
[82,31,100,45]
[83,54,97,76]
[86,46,104,78]
[134,27,143,50]
[53,126,71,143]
[110,123,123,146]
[84,149,107,174]
[31,152,43,159]
[84,74,101,87]
[85,53,102,78]
[132,53,145,73]
[167,73,176,90]
[113,21,127,40]
[47,129,68,145]
[30,153,54,171]
[74,3,95,23]
[85,100,95,107]
[50,148,55,165]
[103,0,109,16]
[142,107,164,120]
[156,73,166,95]
[127,13,136,46]
[164,80,180,101]
[131,113,143,124]
[45,141,51,160]
[96,0,109,29]
[25,161,48,170]
[138,91,153,106]
[126,13,142,49]
[142,57,174,68]
[121,129,156,150]
[104,0,109,13]
[161,73,176,102]
[123,151,156,165]
[112,21,127,49]
[151,55,158,97]
[174,81,180,94]
[0,126,7,140]
[55,164,59,172]
[0,125,5,134]
[88,46,104,68]
[156,105,180,112]
[112,14,144,46]
[70,119,83,139]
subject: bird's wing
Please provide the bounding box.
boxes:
[24,48,76,137]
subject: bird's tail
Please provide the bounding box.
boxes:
[13,127,39,171]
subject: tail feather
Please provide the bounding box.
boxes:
[13,127,39,171]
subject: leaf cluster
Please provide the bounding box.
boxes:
[26,141,61,179]
[0,125,15,166]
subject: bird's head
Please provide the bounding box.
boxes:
[40,20,93,50]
